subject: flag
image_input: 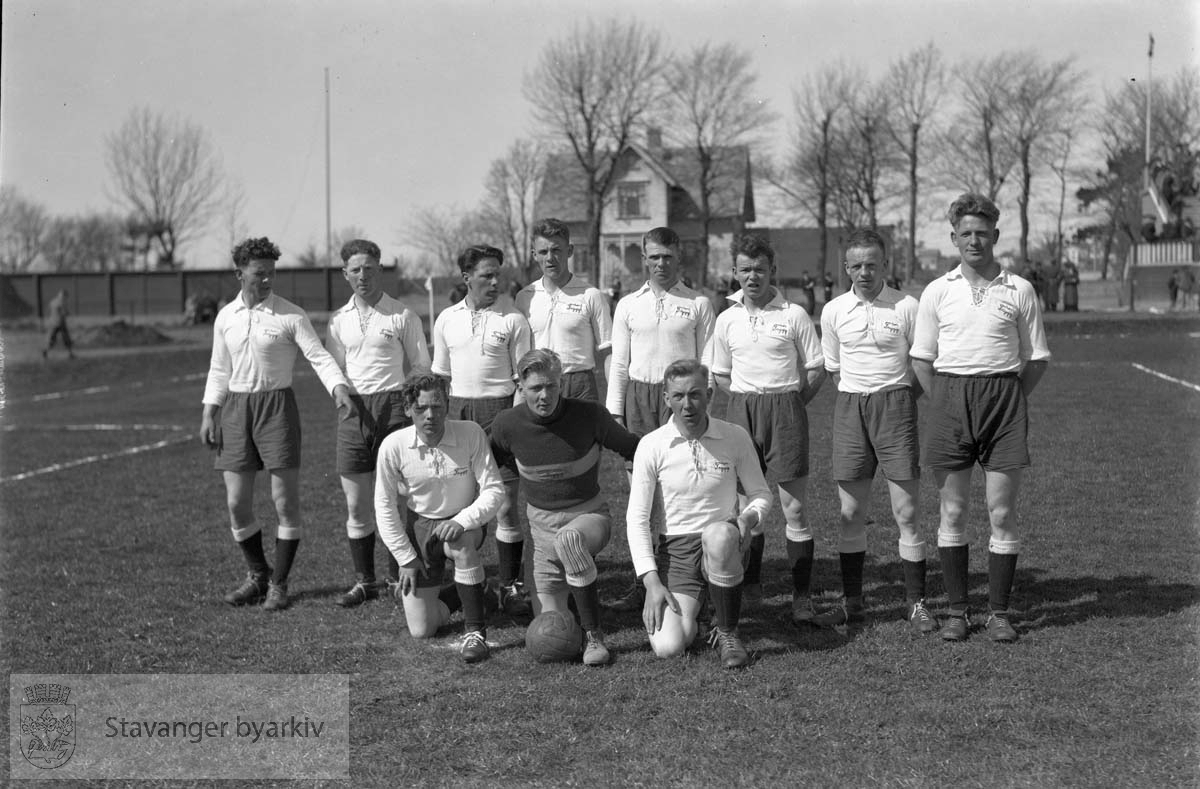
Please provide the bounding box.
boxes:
[423,274,434,293]
[1148,34,1154,58]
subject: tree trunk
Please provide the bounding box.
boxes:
[1018,143,1032,262]
[585,187,601,286]
[908,124,919,281]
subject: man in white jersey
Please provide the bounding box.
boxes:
[607,226,715,611]
[911,193,1050,643]
[708,234,825,620]
[201,236,356,612]
[817,229,936,633]
[432,244,533,616]
[628,359,772,669]
[327,239,431,607]
[375,374,505,663]
[515,218,612,402]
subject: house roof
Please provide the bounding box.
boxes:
[535,143,754,224]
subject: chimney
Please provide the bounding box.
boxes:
[646,127,663,155]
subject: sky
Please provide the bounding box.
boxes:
[2,0,1198,270]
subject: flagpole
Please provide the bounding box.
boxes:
[1132,33,1152,311]
[325,67,332,269]
[1144,34,1153,190]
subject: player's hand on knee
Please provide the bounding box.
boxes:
[641,574,678,633]
[433,519,465,543]
[736,510,760,550]
[397,562,423,596]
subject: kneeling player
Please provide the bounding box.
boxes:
[490,349,640,666]
[375,374,505,663]
[627,359,772,669]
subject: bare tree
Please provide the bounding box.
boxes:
[1047,130,1075,264]
[524,19,666,283]
[104,107,225,268]
[1003,52,1087,261]
[221,179,250,253]
[663,42,776,284]
[771,64,858,278]
[478,139,545,282]
[829,77,902,232]
[885,42,946,279]
[934,53,1021,201]
[0,186,48,271]
[404,205,492,274]
[40,213,125,272]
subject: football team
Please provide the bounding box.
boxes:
[201,192,1050,667]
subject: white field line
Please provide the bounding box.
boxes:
[1131,362,1200,394]
[26,372,207,403]
[0,434,192,483]
[1,424,188,432]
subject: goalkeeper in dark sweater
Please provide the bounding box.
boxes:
[490,349,640,666]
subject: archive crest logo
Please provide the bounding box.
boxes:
[19,683,75,769]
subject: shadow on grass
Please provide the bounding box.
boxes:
[861,560,1200,632]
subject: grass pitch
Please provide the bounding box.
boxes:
[2,312,1198,787]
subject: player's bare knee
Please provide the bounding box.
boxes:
[987,503,1017,531]
[701,522,739,555]
[650,631,689,659]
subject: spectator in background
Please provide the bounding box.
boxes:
[1042,258,1061,312]
[1182,268,1198,311]
[1061,261,1080,312]
[822,271,835,306]
[1169,268,1181,310]
[607,279,623,316]
[43,288,75,360]
[798,271,816,316]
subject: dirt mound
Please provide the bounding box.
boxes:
[76,320,173,348]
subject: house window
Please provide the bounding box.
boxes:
[617,182,648,219]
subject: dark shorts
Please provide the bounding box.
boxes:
[832,387,920,482]
[336,390,410,474]
[924,373,1029,472]
[625,380,671,437]
[448,394,517,482]
[659,533,706,599]
[448,394,512,432]
[726,390,809,483]
[46,322,72,349]
[405,510,487,589]
[561,369,600,402]
[215,389,301,472]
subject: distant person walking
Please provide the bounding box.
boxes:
[43,288,75,359]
